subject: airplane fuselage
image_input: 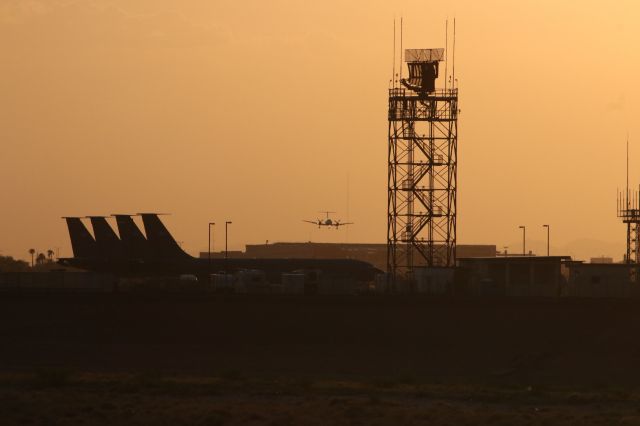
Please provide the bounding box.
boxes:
[61,214,378,283]
[58,256,380,283]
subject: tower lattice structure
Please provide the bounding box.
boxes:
[387,48,458,284]
[618,187,640,264]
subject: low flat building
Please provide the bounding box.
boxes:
[590,256,614,264]
[198,250,245,259]
[456,256,570,297]
[565,262,640,298]
[202,243,496,272]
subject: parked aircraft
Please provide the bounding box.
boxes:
[58,214,378,282]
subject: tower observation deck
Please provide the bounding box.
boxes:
[387,48,458,286]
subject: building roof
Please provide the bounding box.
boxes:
[458,256,571,262]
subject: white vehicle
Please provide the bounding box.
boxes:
[179,274,198,282]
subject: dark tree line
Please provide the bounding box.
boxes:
[0,256,30,272]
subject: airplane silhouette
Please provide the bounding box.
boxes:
[60,214,378,282]
[303,211,353,229]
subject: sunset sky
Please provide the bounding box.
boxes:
[1,0,639,261]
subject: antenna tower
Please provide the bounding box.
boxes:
[387,32,458,287]
[618,136,640,264]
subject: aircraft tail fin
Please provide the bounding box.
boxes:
[139,213,192,260]
[64,217,98,258]
[113,215,149,260]
[88,216,122,259]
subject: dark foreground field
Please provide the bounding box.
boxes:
[3,294,640,425]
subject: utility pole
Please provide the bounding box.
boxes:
[543,224,550,256]
[225,221,232,272]
[208,222,215,279]
[519,226,526,255]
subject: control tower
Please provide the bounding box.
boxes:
[387,48,458,285]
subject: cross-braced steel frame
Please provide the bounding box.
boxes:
[618,189,640,264]
[387,87,458,285]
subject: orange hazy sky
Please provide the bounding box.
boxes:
[1,0,639,261]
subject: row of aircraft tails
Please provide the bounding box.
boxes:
[63,214,191,264]
[59,214,379,282]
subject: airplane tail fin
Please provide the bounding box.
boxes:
[113,215,149,260]
[139,213,192,260]
[64,217,98,258]
[88,216,122,259]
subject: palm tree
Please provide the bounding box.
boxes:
[36,253,46,265]
[28,248,35,267]
[47,249,54,262]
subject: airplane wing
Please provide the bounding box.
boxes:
[303,220,318,225]
[336,222,354,227]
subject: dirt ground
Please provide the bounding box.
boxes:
[2,294,640,424]
[4,373,640,426]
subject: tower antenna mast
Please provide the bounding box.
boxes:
[399,17,403,83]
[619,133,640,265]
[445,19,448,92]
[452,18,456,89]
[392,18,396,88]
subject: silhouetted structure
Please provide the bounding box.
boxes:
[59,215,380,284]
[114,214,150,261]
[565,262,640,297]
[617,138,639,266]
[618,187,640,266]
[457,256,570,297]
[388,47,458,283]
[200,243,496,272]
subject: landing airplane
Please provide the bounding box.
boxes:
[304,211,353,229]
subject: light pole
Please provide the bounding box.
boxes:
[225,221,232,273]
[225,221,232,259]
[208,222,215,278]
[543,224,550,256]
[519,226,526,256]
